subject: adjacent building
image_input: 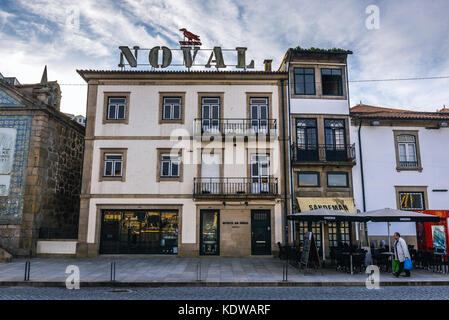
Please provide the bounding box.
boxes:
[76,69,288,257]
[0,68,84,257]
[350,104,449,248]
[279,48,357,261]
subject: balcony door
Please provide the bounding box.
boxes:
[324,119,347,161]
[250,98,269,134]
[202,97,220,133]
[296,118,318,161]
[201,153,220,194]
[251,154,270,194]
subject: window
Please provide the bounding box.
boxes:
[327,172,348,188]
[159,92,185,123]
[162,98,182,120]
[328,222,350,248]
[298,172,320,187]
[107,97,126,120]
[394,131,422,171]
[296,118,318,161]
[294,68,315,95]
[160,154,180,178]
[103,92,130,124]
[399,192,425,210]
[397,135,418,167]
[321,68,343,96]
[324,119,347,161]
[100,148,127,181]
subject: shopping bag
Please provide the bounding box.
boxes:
[392,259,400,273]
[404,258,413,271]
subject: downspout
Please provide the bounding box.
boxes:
[286,60,295,244]
[280,78,289,245]
[358,118,370,248]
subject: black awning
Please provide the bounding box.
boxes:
[287,208,367,222]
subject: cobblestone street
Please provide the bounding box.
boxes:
[0,286,449,300]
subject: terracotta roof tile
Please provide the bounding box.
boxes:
[350,104,449,120]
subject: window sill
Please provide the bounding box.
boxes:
[99,176,125,182]
[158,176,182,182]
[103,119,129,124]
[159,119,184,124]
[396,167,423,172]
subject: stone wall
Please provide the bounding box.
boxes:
[0,110,84,256]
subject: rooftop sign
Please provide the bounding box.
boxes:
[118,29,255,70]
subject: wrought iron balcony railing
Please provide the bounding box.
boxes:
[193,118,277,137]
[399,161,419,168]
[193,177,278,198]
[292,143,356,163]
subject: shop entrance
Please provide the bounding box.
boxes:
[99,210,179,254]
[200,210,220,255]
[251,210,271,255]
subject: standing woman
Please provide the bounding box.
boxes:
[393,232,411,277]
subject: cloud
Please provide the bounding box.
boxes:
[0,0,448,114]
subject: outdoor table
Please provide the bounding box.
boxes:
[340,252,363,275]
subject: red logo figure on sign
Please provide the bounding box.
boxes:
[179,28,202,46]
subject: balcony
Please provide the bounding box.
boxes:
[292,143,356,164]
[193,118,277,140]
[193,177,278,200]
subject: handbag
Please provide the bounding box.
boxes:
[404,258,413,271]
[392,259,400,273]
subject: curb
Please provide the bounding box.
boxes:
[1,281,449,288]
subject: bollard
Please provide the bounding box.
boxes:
[282,261,288,282]
[110,261,116,282]
[196,262,201,281]
[24,261,30,281]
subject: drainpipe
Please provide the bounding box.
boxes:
[280,78,289,245]
[286,60,295,244]
[358,119,366,212]
[358,119,370,247]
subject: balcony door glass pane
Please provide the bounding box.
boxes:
[201,153,220,194]
[200,210,219,255]
[251,154,270,194]
[250,98,269,133]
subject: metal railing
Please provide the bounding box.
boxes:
[193,177,278,198]
[399,161,419,168]
[292,143,356,163]
[193,118,277,137]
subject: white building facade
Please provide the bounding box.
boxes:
[350,104,449,246]
[76,70,288,257]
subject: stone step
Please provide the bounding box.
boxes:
[0,247,13,263]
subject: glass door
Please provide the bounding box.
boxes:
[202,97,220,133]
[324,119,346,161]
[296,118,318,161]
[251,154,270,194]
[200,210,220,255]
[250,98,269,134]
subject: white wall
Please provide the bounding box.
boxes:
[351,124,449,235]
[290,98,349,115]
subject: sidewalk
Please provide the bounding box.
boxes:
[0,257,447,287]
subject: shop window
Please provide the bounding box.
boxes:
[321,68,343,96]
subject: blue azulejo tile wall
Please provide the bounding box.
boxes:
[0,115,32,222]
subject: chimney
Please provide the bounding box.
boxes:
[263,59,272,72]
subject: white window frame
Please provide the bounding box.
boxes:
[103,153,123,177]
[107,97,126,120]
[160,154,181,178]
[397,135,418,166]
[162,97,182,120]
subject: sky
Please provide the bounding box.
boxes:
[0,0,449,116]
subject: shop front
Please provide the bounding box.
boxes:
[416,210,449,254]
[294,197,356,260]
[99,209,179,254]
[197,205,276,257]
